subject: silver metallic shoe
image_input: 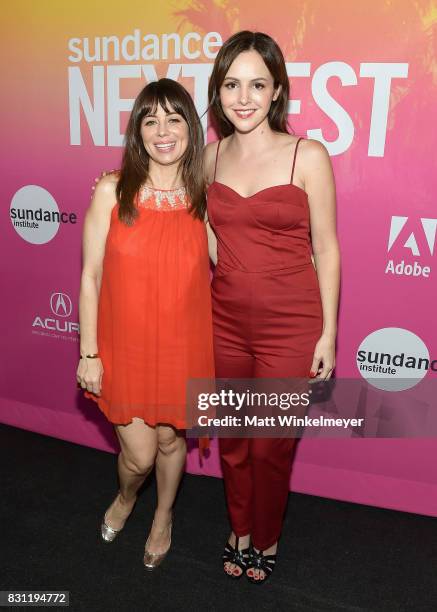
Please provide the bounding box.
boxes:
[143,521,172,570]
[100,492,133,543]
[101,511,123,543]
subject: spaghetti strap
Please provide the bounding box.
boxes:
[290,138,303,184]
[213,140,221,181]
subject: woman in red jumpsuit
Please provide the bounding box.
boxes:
[205,31,340,583]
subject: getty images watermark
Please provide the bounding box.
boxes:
[196,387,363,430]
[186,377,437,438]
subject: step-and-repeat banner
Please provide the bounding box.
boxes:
[2,1,437,515]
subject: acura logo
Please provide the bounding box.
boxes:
[50,292,72,318]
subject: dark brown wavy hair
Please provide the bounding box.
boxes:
[116,78,205,224]
[208,31,290,137]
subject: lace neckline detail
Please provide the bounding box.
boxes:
[137,184,188,211]
[142,184,185,192]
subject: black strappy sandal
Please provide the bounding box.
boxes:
[222,536,250,580]
[246,546,277,584]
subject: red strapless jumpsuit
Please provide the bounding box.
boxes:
[207,138,323,551]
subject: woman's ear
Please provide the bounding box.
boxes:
[272,84,282,102]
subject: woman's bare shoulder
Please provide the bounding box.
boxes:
[94,170,119,195]
[90,171,118,206]
[298,139,334,186]
[204,141,219,164]
[299,138,329,159]
[273,132,304,154]
[204,141,222,183]
[88,171,119,217]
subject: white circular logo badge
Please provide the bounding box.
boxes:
[357,327,430,391]
[10,185,60,244]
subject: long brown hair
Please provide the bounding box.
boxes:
[116,78,206,224]
[208,31,290,137]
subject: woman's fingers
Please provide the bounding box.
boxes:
[76,360,103,395]
[92,374,102,395]
[310,356,335,380]
[318,360,335,380]
[84,375,101,394]
[318,367,332,380]
[90,170,115,197]
[309,355,321,378]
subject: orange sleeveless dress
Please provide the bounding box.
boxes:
[85,185,214,429]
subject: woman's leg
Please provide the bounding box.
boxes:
[219,437,252,575]
[215,362,254,576]
[247,437,295,580]
[105,417,158,530]
[213,289,255,575]
[145,424,186,554]
[245,352,307,580]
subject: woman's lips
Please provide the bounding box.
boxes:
[154,142,176,152]
[234,109,256,119]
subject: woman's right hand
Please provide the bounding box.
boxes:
[76,357,104,396]
[91,170,119,198]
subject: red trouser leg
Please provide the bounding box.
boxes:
[220,435,295,547]
[213,318,255,538]
[219,437,252,537]
[213,271,315,549]
[246,355,305,550]
[249,437,295,550]
[214,348,296,545]
[215,347,304,549]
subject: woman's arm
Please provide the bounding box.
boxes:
[204,142,218,265]
[205,210,218,265]
[77,174,117,394]
[302,139,341,379]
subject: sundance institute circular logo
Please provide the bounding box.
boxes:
[10,185,61,244]
[356,327,431,391]
[10,185,77,245]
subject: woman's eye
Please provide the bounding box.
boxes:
[254,83,265,90]
[144,120,156,126]
[169,117,181,123]
[225,82,237,89]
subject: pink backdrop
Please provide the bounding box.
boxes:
[1,1,437,516]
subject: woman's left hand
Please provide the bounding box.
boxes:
[309,334,336,380]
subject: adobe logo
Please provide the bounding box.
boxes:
[385,216,437,278]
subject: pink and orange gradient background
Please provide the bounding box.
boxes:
[1,1,437,515]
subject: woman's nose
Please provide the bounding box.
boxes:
[157,122,168,137]
[239,86,249,105]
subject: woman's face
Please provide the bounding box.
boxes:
[140,102,189,166]
[219,49,280,134]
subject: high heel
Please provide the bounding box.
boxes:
[143,521,172,570]
[101,512,122,542]
[246,546,277,584]
[100,491,135,543]
[222,536,250,579]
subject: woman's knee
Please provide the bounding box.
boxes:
[157,428,185,456]
[120,450,155,475]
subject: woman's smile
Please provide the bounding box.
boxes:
[233,109,257,119]
[154,141,177,153]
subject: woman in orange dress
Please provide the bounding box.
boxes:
[76,78,214,569]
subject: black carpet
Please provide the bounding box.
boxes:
[1,423,436,612]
